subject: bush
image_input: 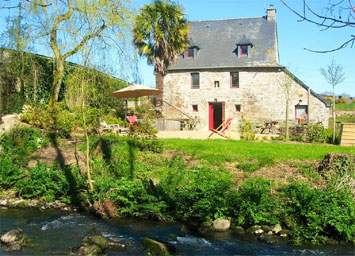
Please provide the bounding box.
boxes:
[20,103,77,137]
[0,157,24,189]
[229,178,280,226]
[306,124,327,143]
[282,182,355,244]
[157,165,233,222]
[239,119,255,141]
[0,127,48,165]
[93,176,168,220]
[335,98,346,104]
[16,163,82,203]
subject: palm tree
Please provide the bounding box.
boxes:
[133,0,190,116]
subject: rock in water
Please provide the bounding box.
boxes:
[1,228,23,244]
[4,243,22,252]
[78,244,103,256]
[272,224,282,234]
[141,238,176,256]
[107,241,125,251]
[212,219,231,232]
[246,225,263,234]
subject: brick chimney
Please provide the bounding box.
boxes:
[267,5,276,21]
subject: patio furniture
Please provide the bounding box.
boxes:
[126,115,137,126]
[208,118,233,138]
[259,120,278,134]
[100,121,128,135]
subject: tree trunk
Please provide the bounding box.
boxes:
[285,98,289,142]
[33,66,37,101]
[155,71,164,118]
[16,1,25,97]
[332,86,336,144]
[49,58,64,106]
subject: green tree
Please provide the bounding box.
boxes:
[320,58,345,144]
[28,0,132,106]
[133,0,190,116]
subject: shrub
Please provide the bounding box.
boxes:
[306,124,327,143]
[93,176,168,220]
[20,103,76,137]
[0,157,24,189]
[335,98,346,104]
[282,182,355,244]
[0,127,48,165]
[157,165,233,222]
[16,163,82,203]
[229,178,280,226]
[239,119,255,141]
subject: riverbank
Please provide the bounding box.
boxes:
[1,208,354,256]
[0,127,354,247]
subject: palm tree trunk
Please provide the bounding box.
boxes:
[155,71,164,118]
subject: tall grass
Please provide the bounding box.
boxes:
[163,139,355,164]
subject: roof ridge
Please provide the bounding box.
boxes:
[190,16,265,23]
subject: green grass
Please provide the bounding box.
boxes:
[163,139,355,165]
[336,103,355,111]
[329,115,355,128]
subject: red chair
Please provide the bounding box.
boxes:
[126,115,137,126]
[208,118,233,138]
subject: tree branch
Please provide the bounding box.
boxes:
[305,35,355,53]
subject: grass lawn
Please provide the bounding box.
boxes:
[163,138,354,165]
[329,115,355,128]
[336,103,355,111]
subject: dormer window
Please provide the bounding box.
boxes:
[240,45,248,56]
[236,35,253,58]
[186,48,194,59]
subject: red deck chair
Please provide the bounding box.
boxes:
[126,115,138,131]
[208,118,233,138]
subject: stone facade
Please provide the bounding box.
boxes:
[163,68,329,130]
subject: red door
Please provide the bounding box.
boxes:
[209,102,224,130]
[209,103,214,130]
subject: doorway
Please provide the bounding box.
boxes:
[209,102,224,130]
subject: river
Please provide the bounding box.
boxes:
[0,208,353,255]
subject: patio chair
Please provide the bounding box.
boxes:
[126,115,137,126]
[100,121,128,135]
[208,118,233,138]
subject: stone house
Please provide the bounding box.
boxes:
[162,7,330,131]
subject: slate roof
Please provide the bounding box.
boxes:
[168,16,279,70]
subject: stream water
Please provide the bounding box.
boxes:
[0,208,354,255]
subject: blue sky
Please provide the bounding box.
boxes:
[134,0,355,96]
[0,0,354,96]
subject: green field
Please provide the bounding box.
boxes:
[163,138,354,165]
[336,103,355,111]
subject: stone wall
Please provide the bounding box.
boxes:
[163,68,329,131]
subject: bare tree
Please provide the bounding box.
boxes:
[278,70,296,142]
[280,0,355,53]
[320,58,345,144]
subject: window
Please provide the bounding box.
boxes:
[191,73,200,89]
[214,81,219,88]
[230,72,239,88]
[186,48,194,59]
[235,104,241,112]
[240,45,248,56]
[192,104,198,112]
[295,105,308,120]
